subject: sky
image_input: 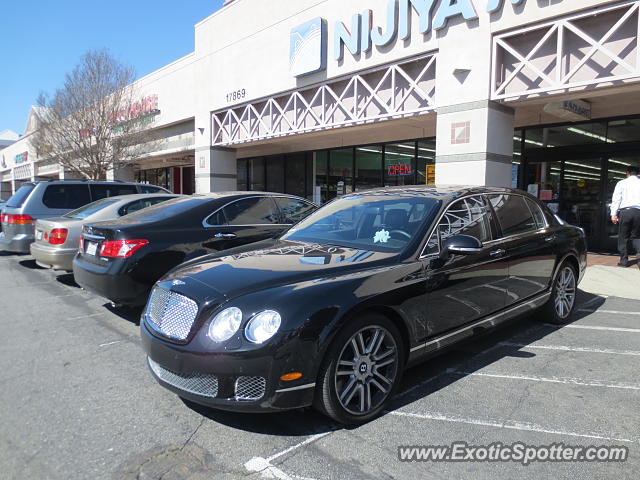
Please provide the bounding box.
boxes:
[0,1,225,136]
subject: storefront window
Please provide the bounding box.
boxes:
[314,151,328,204]
[524,160,562,208]
[525,121,609,148]
[136,168,170,191]
[329,148,353,199]
[512,130,523,188]
[250,158,265,191]
[607,118,640,143]
[266,156,285,193]
[417,140,436,185]
[355,146,382,191]
[285,153,307,198]
[384,142,414,187]
[237,159,248,191]
[241,137,435,202]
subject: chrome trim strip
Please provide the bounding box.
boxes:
[275,382,316,393]
[449,247,482,253]
[409,291,551,355]
[82,233,105,242]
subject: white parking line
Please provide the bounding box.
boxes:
[560,324,640,333]
[500,342,640,357]
[578,309,640,316]
[388,410,637,443]
[67,313,105,321]
[245,432,331,479]
[452,371,640,390]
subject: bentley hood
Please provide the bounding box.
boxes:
[162,240,400,299]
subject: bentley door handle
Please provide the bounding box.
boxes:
[490,249,506,257]
[544,235,557,243]
[213,233,237,238]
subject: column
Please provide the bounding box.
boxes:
[435,101,514,187]
[193,108,237,194]
[106,164,136,182]
[59,167,83,180]
[195,147,237,194]
[433,8,514,187]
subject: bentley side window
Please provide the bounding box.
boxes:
[424,196,492,256]
[525,198,548,229]
[489,194,538,237]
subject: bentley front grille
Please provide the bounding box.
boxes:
[145,287,199,341]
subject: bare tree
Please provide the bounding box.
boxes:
[34,49,154,180]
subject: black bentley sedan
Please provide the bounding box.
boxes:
[73,192,317,306]
[140,186,587,424]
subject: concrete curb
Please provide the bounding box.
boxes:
[579,264,640,300]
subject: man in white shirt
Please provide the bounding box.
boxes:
[611,165,640,267]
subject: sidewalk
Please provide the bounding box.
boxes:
[579,254,640,300]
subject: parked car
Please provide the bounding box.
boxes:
[73,192,318,307]
[30,194,181,271]
[0,180,169,253]
[140,186,587,424]
[0,200,5,232]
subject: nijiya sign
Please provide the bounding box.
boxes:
[291,0,538,76]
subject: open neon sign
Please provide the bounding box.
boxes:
[388,164,412,176]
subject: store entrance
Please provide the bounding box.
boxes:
[524,152,640,253]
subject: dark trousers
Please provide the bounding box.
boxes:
[618,208,640,260]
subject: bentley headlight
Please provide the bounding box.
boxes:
[208,307,242,342]
[245,310,281,344]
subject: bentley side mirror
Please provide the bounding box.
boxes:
[441,234,483,257]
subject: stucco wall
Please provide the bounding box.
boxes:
[194,0,622,113]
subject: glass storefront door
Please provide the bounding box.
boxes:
[562,158,604,247]
[328,148,354,200]
[605,155,640,252]
[525,157,607,251]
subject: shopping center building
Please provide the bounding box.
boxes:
[3,0,640,251]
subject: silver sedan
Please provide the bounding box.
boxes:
[30,193,180,271]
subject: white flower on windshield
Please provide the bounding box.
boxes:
[374,229,390,244]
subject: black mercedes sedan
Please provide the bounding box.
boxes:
[73,192,317,306]
[140,186,587,425]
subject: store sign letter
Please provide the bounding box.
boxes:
[432,0,478,31]
[486,0,526,14]
[334,0,478,61]
[314,0,547,66]
[399,0,437,40]
[334,15,361,61]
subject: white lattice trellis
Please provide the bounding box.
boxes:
[492,1,640,101]
[212,53,436,146]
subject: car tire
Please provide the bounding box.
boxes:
[540,261,578,325]
[314,313,405,425]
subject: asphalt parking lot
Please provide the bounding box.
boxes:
[0,251,638,480]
